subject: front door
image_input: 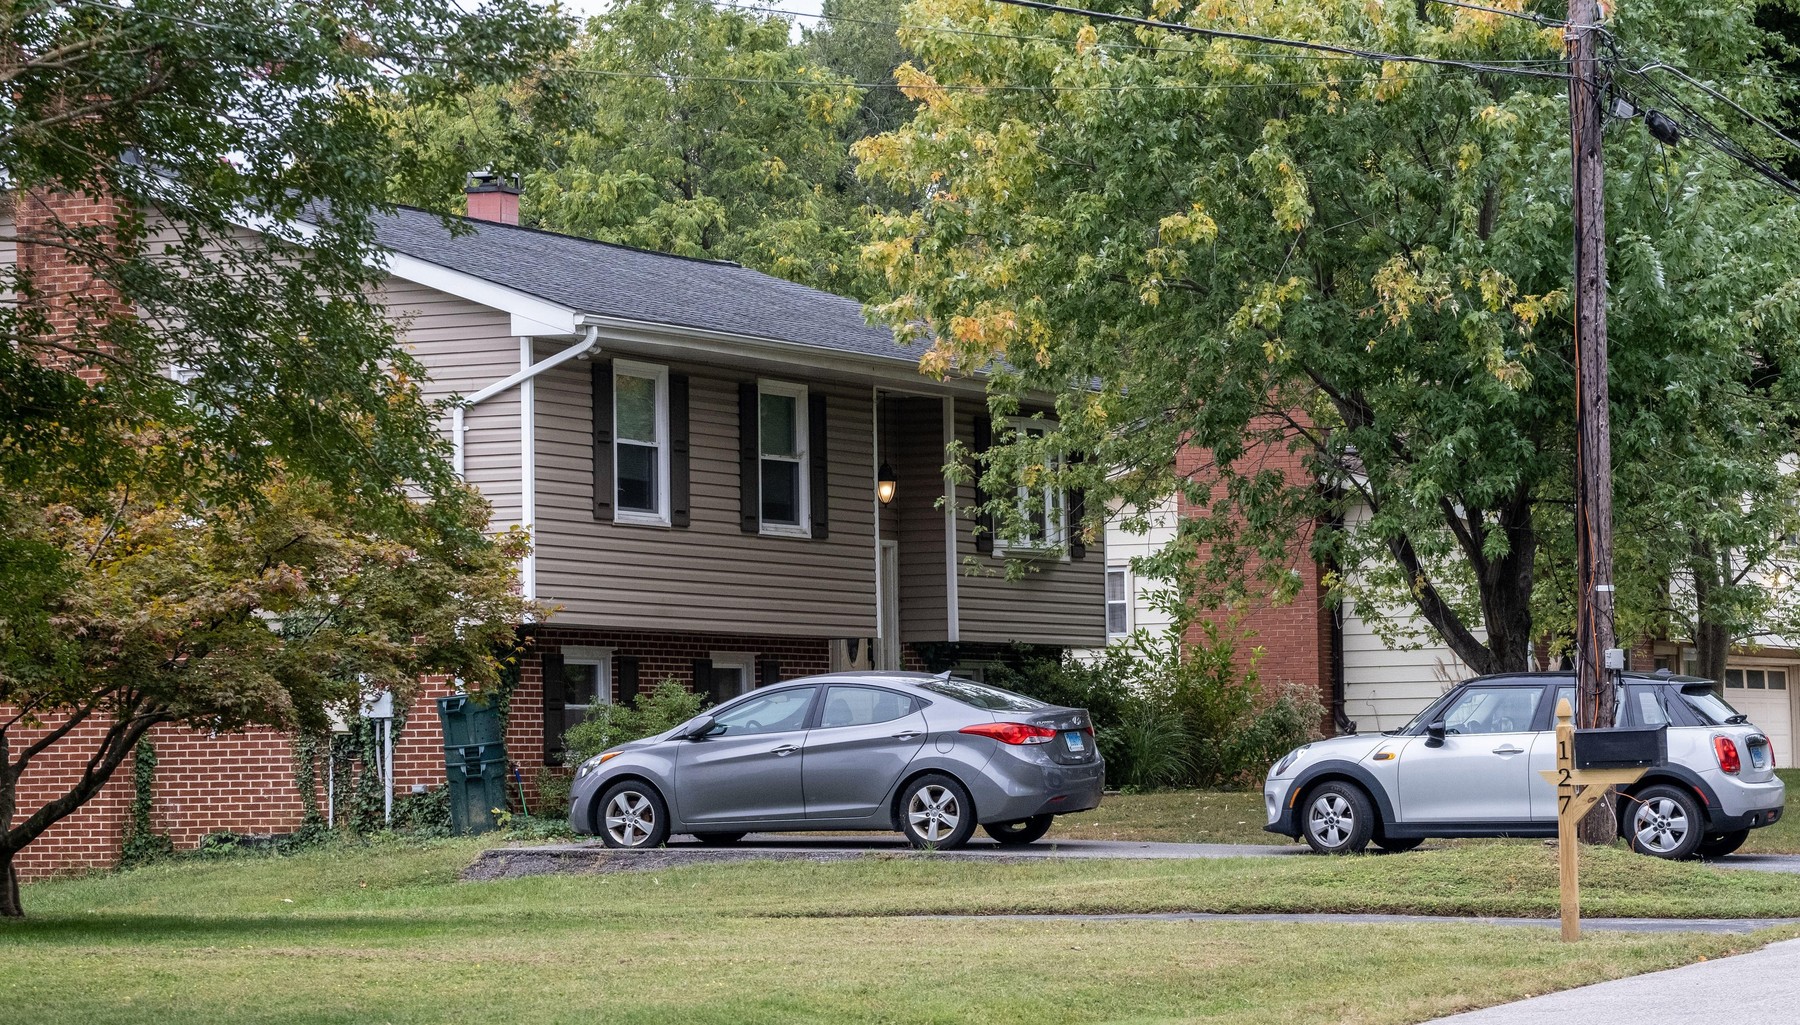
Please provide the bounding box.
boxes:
[674,686,817,825]
[1396,684,1546,823]
[803,684,929,820]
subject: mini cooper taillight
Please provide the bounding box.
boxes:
[1713,735,1742,775]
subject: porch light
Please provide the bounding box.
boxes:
[877,461,897,505]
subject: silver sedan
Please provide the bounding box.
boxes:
[567,672,1105,850]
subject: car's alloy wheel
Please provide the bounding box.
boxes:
[597,781,671,850]
[1302,782,1374,855]
[1625,784,1703,860]
[899,774,976,850]
[982,814,1053,846]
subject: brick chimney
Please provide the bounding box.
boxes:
[464,170,520,226]
[11,186,136,380]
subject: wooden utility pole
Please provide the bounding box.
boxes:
[1569,0,1620,843]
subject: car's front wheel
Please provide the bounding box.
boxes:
[983,815,1053,846]
[597,781,671,850]
[1302,781,1375,855]
[1698,828,1750,859]
[1624,784,1704,860]
[899,774,977,850]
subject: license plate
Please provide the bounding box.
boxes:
[1064,731,1086,752]
[1751,746,1769,769]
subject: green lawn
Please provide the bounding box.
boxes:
[1054,768,1800,853]
[4,839,1800,1024]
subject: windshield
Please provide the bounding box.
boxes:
[1680,685,1748,726]
[915,677,1048,712]
[1387,691,1456,736]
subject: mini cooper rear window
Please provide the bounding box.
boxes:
[916,678,1047,712]
[1680,686,1748,726]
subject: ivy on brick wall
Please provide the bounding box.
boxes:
[118,740,173,868]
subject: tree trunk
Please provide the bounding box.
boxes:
[1690,538,1731,692]
[0,849,20,919]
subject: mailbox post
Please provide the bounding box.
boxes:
[1538,697,1648,941]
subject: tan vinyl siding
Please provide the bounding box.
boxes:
[892,396,949,641]
[379,278,523,529]
[533,354,878,636]
[952,401,1107,647]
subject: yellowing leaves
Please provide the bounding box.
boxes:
[1158,204,1219,247]
[1075,24,1099,55]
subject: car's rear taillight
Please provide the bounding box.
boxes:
[960,722,1057,745]
[1714,735,1741,775]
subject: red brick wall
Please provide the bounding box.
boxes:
[1174,418,1334,714]
[8,628,839,877]
[12,187,134,381]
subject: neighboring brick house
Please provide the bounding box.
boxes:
[1106,433,1800,764]
[4,182,1107,876]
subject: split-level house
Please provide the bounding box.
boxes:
[5,182,1105,875]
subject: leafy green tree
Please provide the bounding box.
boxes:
[856,0,1800,677]
[0,0,564,915]
[520,0,868,291]
[806,0,921,139]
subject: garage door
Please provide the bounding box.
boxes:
[1725,667,1794,766]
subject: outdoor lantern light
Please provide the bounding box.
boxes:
[877,461,897,505]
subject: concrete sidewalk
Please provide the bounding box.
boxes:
[1424,937,1800,1023]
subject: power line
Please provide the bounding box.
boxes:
[976,0,1571,81]
[698,0,1567,68]
[562,64,1463,94]
[1424,0,1572,29]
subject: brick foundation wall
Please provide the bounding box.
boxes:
[8,627,845,878]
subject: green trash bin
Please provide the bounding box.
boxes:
[445,758,510,836]
[436,694,504,747]
[436,694,509,835]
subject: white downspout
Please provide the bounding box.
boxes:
[520,335,536,602]
[447,325,602,602]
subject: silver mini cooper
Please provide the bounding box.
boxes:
[1264,672,1784,859]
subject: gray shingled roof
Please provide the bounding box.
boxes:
[370,206,918,365]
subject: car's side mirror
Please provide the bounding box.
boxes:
[1425,720,1447,748]
[682,716,717,740]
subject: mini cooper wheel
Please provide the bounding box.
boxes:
[1302,782,1375,855]
[1625,784,1704,860]
[899,774,977,850]
[1698,829,1750,859]
[982,815,1054,846]
[597,781,671,850]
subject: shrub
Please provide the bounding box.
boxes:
[391,785,453,837]
[535,768,573,818]
[561,679,707,765]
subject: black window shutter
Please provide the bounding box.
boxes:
[972,407,994,554]
[540,651,566,766]
[738,383,759,533]
[591,361,614,522]
[617,655,641,707]
[670,374,691,528]
[1067,450,1087,560]
[808,392,829,539]
[692,658,717,704]
[757,657,781,688]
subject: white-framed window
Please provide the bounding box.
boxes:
[615,360,670,525]
[996,417,1066,554]
[1106,566,1131,639]
[708,651,758,700]
[554,645,614,737]
[758,380,809,535]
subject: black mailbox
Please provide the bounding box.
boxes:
[1573,725,1667,769]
